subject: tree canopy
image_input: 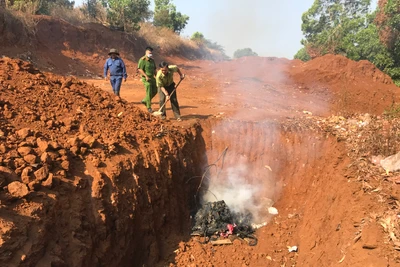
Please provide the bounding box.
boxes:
[153,0,189,34]
[233,48,258,58]
[101,0,151,31]
[9,0,75,14]
[295,0,400,84]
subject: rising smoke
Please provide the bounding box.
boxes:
[202,162,276,224]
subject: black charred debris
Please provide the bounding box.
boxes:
[191,200,257,246]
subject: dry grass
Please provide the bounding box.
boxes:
[50,4,108,26]
[2,9,38,38]
[137,22,198,54]
[137,22,227,60]
[50,6,89,26]
[8,0,41,15]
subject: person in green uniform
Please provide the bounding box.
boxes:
[137,46,157,112]
[156,61,185,121]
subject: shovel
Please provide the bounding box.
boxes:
[152,77,184,117]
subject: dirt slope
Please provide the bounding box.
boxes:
[0,57,207,266]
[2,11,400,267]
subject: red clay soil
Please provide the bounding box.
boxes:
[2,12,400,267]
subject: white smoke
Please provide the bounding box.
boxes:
[202,159,276,224]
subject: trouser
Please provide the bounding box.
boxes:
[110,76,123,96]
[159,82,181,118]
[141,77,157,109]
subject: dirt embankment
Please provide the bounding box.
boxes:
[0,57,208,266]
[0,9,218,78]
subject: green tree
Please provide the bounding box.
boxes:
[299,0,372,57]
[102,0,151,31]
[85,0,98,18]
[294,47,311,61]
[296,0,400,84]
[375,0,400,82]
[11,0,75,14]
[190,31,228,58]
[233,48,258,58]
[191,31,205,44]
[153,0,189,34]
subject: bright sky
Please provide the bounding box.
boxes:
[74,0,379,59]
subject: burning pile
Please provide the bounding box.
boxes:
[191,200,256,245]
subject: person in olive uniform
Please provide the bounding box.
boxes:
[156,61,185,121]
[137,46,157,112]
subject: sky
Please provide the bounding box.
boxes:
[74,0,379,59]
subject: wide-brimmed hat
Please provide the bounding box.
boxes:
[108,48,119,55]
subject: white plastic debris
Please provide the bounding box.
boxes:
[268,207,279,215]
[380,151,400,172]
[288,246,298,252]
[251,222,267,229]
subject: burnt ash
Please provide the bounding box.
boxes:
[191,200,254,238]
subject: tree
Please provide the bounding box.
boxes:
[10,0,75,14]
[153,0,189,34]
[102,0,151,31]
[374,0,400,83]
[191,31,205,44]
[294,47,311,61]
[233,48,258,58]
[296,0,400,84]
[300,0,372,56]
[85,0,98,18]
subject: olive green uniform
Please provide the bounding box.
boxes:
[156,65,181,119]
[138,56,157,109]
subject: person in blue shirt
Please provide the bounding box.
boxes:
[103,48,127,97]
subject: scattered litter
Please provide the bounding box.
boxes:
[268,207,278,215]
[288,246,298,252]
[264,165,272,171]
[303,110,312,115]
[251,222,267,229]
[211,239,232,246]
[380,151,400,173]
[76,107,85,114]
[354,234,362,243]
[362,244,377,249]
[117,112,123,117]
[338,254,346,263]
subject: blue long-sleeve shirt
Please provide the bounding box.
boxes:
[103,57,127,79]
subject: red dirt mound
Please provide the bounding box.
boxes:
[0,57,206,266]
